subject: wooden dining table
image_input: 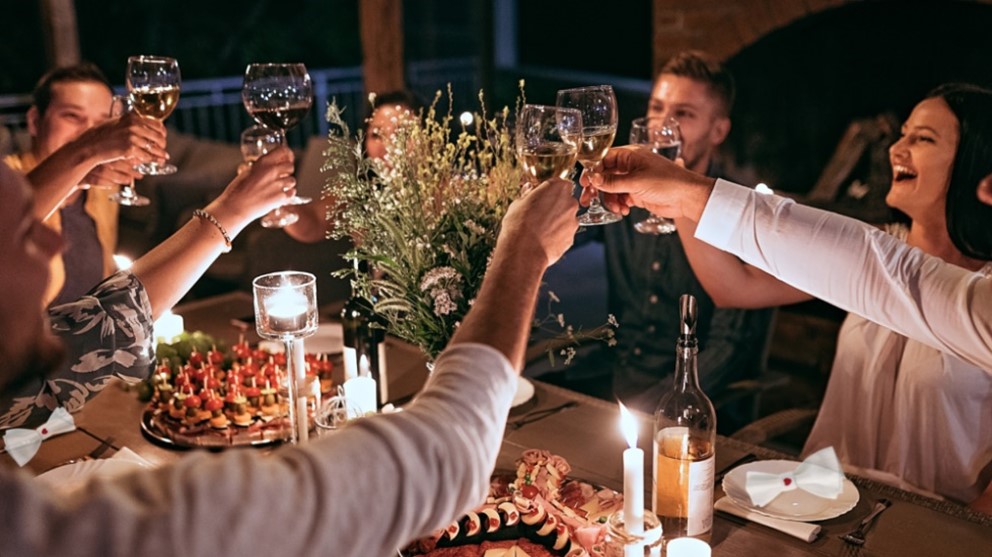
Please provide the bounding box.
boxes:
[3,292,990,556]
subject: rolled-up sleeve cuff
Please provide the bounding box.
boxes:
[695,179,753,250]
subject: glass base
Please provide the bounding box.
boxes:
[579,208,623,227]
[136,162,178,176]
[634,215,677,235]
[110,189,150,207]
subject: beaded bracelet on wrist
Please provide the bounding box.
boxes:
[192,209,232,253]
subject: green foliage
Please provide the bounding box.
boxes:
[323,87,522,359]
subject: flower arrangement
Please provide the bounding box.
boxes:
[322,87,615,362]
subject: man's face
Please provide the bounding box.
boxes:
[364,104,414,161]
[647,74,730,174]
[0,163,64,389]
[28,80,113,160]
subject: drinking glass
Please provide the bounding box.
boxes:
[241,125,297,228]
[242,63,313,215]
[629,116,682,235]
[516,104,583,187]
[556,85,621,226]
[126,55,180,175]
[108,95,150,206]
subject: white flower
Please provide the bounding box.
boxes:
[607,313,619,328]
[556,313,566,328]
[548,291,561,303]
[420,266,464,317]
[464,219,486,235]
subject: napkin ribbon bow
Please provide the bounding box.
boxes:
[745,447,843,507]
[2,407,76,467]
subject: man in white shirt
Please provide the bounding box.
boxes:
[0,160,580,556]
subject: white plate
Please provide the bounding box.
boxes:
[307,322,344,354]
[722,459,859,522]
[512,377,535,408]
[36,459,148,497]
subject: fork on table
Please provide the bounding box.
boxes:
[839,498,892,547]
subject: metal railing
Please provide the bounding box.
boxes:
[0,58,481,150]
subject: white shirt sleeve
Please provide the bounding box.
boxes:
[0,342,517,557]
[695,179,992,371]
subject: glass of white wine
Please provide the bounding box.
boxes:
[629,116,682,235]
[516,104,583,187]
[556,85,620,226]
[241,125,297,228]
[108,95,150,207]
[126,55,180,175]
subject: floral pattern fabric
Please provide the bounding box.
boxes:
[0,271,154,430]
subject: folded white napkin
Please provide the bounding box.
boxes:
[110,447,154,468]
[714,496,821,542]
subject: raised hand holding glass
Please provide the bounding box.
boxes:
[107,95,150,207]
[241,125,298,228]
[629,116,681,234]
[126,55,180,176]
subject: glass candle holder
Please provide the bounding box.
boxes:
[604,510,663,557]
[253,272,318,444]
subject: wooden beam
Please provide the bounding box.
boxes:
[359,0,405,97]
[39,0,81,68]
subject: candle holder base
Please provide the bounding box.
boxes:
[605,510,663,557]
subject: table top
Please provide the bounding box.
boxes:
[4,292,990,556]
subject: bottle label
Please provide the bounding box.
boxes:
[686,456,714,536]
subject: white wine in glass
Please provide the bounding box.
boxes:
[108,95,150,207]
[516,105,583,186]
[556,85,621,226]
[242,63,313,227]
[629,116,682,235]
[126,55,180,175]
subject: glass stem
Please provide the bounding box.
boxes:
[284,337,309,444]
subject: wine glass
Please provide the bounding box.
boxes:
[556,85,621,226]
[108,95,150,207]
[629,116,681,235]
[515,104,583,187]
[241,125,298,228]
[242,63,313,221]
[126,55,180,175]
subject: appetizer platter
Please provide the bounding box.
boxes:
[403,449,623,557]
[141,333,336,448]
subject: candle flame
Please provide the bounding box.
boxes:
[619,402,638,449]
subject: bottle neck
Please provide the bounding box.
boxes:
[673,335,700,392]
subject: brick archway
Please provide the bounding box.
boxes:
[652,0,992,71]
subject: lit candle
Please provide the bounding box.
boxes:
[267,288,308,334]
[154,310,184,344]
[620,402,644,554]
[665,538,710,557]
[344,361,376,417]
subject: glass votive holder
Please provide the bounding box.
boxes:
[665,537,711,557]
[604,510,663,557]
[252,271,318,340]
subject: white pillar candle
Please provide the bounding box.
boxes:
[291,338,308,444]
[619,402,644,557]
[344,376,376,417]
[666,538,711,557]
[154,310,184,344]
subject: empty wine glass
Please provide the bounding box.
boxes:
[242,63,313,215]
[241,125,297,228]
[629,116,682,235]
[126,55,180,175]
[556,85,621,226]
[516,104,583,187]
[108,95,150,207]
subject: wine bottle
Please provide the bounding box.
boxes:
[652,294,716,541]
[341,261,388,407]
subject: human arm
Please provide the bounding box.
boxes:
[26,113,168,220]
[583,145,810,308]
[696,179,992,370]
[130,147,296,320]
[284,196,334,243]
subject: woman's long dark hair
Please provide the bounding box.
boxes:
[928,83,992,260]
